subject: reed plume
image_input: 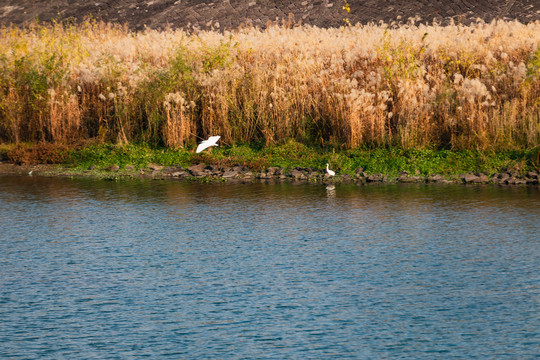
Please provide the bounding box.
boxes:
[0,19,539,150]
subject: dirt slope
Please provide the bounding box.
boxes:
[1,0,539,31]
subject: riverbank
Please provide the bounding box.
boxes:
[1,142,538,185]
[2,162,537,186]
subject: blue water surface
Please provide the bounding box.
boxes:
[1,176,539,359]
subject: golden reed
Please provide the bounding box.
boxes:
[0,19,539,150]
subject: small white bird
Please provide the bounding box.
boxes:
[326,163,335,177]
[196,135,221,153]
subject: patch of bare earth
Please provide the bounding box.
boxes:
[1,0,539,31]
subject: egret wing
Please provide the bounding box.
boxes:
[196,136,220,153]
[196,140,210,153]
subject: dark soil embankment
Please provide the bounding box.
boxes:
[1,0,540,31]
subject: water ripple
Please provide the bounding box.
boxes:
[1,177,539,359]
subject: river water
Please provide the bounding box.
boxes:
[1,175,539,359]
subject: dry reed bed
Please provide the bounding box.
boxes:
[0,20,539,150]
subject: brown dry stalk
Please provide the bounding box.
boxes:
[0,20,538,150]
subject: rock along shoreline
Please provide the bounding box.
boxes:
[2,162,538,186]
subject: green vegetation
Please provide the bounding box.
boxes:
[0,21,538,180]
[2,141,536,177]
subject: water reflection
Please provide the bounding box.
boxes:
[1,175,539,359]
[3,174,538,209]
[325,184,336,198]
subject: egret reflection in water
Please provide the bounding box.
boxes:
[326,184,336,197]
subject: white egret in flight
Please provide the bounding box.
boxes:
[326,163,335,177]
[196,136,221,153]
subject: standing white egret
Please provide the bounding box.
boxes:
[196,136,221,153]
[326,163,335,177]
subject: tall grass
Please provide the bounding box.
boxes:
[0,19,539,150]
